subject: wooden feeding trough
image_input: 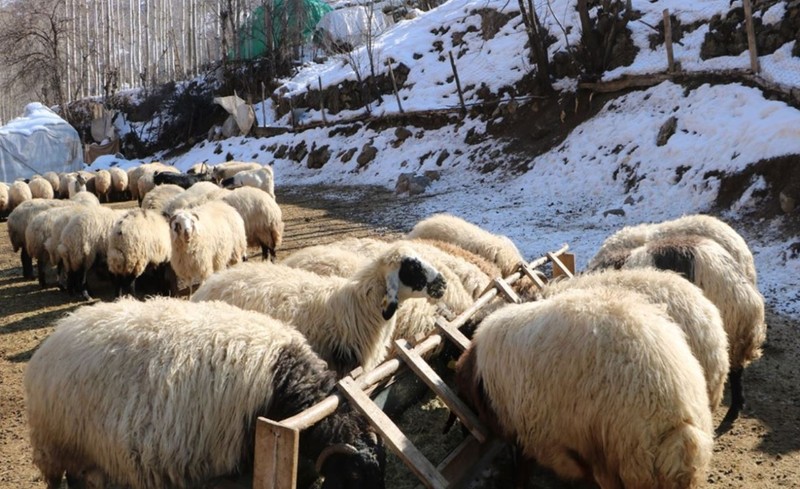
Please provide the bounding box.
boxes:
[252,245,575,488]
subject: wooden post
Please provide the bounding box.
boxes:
[387,62,404,113]
[288,97,296,129]
[261,81,267,128]
[317,76,328,126]
[663,10,675,73]
[742,0,760,73]
[448,51,467,116]
[253,418,299,489]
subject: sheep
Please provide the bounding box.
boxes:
[0,182,9,216]
[168,200,247,290]
[57,205,126,299]
[141,184,184,213]
[137,171,157,201]
[162,181,228,215]
[93,169,112,202]
[108,167,129,200]
[78,171,96,196]
[406,213,524,277]
[57,173,73,199]
[186,162,211,175]
[221,186,284,260]
[43,193,101,287]
[25,206,80,288]
[153,170,213,189]
[589,235,766,426]
[42,172,60,196]
[7,199,71,278]
[282,245,372,278]
[25,297,386,489]
[107,208,174,297]
[412,238,503,281]
[191,242,448,375]
[29,177,55,200]
[8,180,33,211]
[456,288,713,489]
[541,268,729,411]
[220,165,275,198]
[128,163,179,202]
[211,161,263,183]
[588,214,757,285]
[63,173,87,198]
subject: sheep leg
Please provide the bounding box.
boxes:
[21,248,34,279]
[719,367,745,432]
[56,261,66,291]
[262,245,270,261]
[80,268,93,301]
[37,257,48,288]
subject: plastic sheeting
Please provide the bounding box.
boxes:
[0,103,84,182]
[317,6,392,48]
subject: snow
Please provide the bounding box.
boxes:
[0,103,70,136]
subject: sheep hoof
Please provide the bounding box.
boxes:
[81,290,94,301]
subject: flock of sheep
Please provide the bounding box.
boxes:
[2,164,766,489]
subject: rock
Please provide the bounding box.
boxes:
[288,141,308,162]
[356,144,378,168]
[395,127,412,141]
[395,173,414,194]
[408,175,432,195]
[424,170,441,181]
[603,208,626,217]
[340,148,358,163]
[780,191,796,214]
[307,145,331,169]
[436,150,450,166]
[274,144,289,159]
[657,116,678,146]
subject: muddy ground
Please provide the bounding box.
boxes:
[1,186,798,489]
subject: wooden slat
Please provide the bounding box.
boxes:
[434,317,470,352]
[519,263,547,290]
[253,418,299,489]
[490,278,521,304]
[438,437,506,487]
[548,252,575,279]
[395,339,487,443]
[338,376,449,489]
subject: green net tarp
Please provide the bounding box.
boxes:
[236,0,333,59]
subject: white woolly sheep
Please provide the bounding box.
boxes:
[63,173,87,198]
[220,166,275,198]
[222,186,284,260]
[29,177,54,200]
[25,205,80,288]
[57,205,126,299]
[107,209,174,297]
[140,184,184,213]
[589,235,766,426]
[0,182,9,215]
[407,213,525,277]
[168,200,247,290]
[456,288,713,489]
[93,169,112,202]
[7,199,71,278]
[43,193,101,283]
[128,163,179,202]
[8,180,33,211]
[588,214,757,285]
[162,181,228,215]
[413,238,503,281]
[211,161,264,183]
[25,297,386,489]
[541,268,729,411]
[191,242,447,376]
[108,167,129,199]
[57,173,71,199]
[42,172,60,195]
[186,162,211,175]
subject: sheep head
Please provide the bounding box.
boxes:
[315,431,386,489]
[169,211,198,242]
[381,245,447,320]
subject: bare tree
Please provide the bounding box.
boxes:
[517,0,553,92]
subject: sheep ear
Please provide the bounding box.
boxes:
[382,270,400,320]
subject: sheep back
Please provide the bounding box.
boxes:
[109,167,128,193]
[222,186,284,258]
[460,288,713,489]
[93,170,112,200]
[29,177,55,200]
[108,209,172,279]
[42,172,60,195]
[141,184,184,213]
[9,181,33,211]
[8,200,69,252]
[57,206,122,272]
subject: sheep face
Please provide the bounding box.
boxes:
[317,434,386,489]
[169,212,198,242]
[382,256,446,320]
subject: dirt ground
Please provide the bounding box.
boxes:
[1,186,799,489]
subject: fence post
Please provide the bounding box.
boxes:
[318,76,328,126]
[663,10,675,73]
[387,62,405,114]
[742,0,760,73]
[448,51,467,116]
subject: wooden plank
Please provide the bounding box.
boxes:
[338,377,449,489]
[663,10,675,73]
[520,263,547,290]
[548,252,575,279]
[253,417,299,489]
[438,437,506,487]
[434,317,470,352]
[395,339,487,443]
[490,278,521,304]
[742,0,760,73]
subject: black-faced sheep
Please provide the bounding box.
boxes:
[169,200,247,290]
[25,297,386,489]
[406,213,524,277]
[153,170,213,189]
[220,166,275,198]
[140,184,184,213]
[28,177,55,200]
[191,242,447,376]
[541,268,729,411]
[456,288,713,489]
[107,209,174,297]
[7,199,71,278]
[588,214,757,285]
[222,186,284,260]
[8,180,33,211]
[589,235,766,425]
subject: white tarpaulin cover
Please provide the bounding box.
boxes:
[317,6,391,48]
[214,94,256,136]
[0,102,84,182]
